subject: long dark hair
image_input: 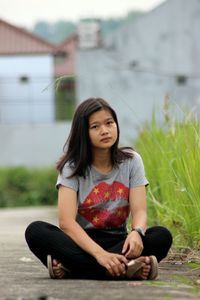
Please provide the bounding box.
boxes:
[56,97,133,177]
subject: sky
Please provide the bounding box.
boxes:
[0,0,165,29]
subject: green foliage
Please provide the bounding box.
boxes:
[55,77,75,121]
[136,118,200,249]
[33,20,76,44]
[101,12,143,36]
[0,167,58,207]
[126,10,144,20]
[32,11,144,44]
[101,18,124,36]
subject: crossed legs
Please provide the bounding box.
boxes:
[25,221,172,279]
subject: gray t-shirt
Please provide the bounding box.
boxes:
[56,151,148,234]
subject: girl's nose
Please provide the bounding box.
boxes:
[100,125,109,134]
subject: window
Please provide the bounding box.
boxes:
[129,60,139,69]
[54,52,67,64]
[176,75,187,85]
[19,75,29,83]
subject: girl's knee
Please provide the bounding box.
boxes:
[147,225,173,251]
[155,226,173,260]
[158,226,173,247]
[146,226,173,262]
[25,220,46,244]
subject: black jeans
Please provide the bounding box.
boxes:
[25,221,172,279]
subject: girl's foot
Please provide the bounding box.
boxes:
[47,255,71,279]
[126,256,158,280]
[52,259,67,279]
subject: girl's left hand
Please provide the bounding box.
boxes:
[122,231,144,258]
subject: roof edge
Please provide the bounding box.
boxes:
[0,18,56,50]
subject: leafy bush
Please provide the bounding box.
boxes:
[0,167,58,207]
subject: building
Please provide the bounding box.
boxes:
[0,19,73,166]
[77,18,102,49]
[54,33,77,78]
[0,19,56,123]
[54,34,78,121]
[76,0,200,143]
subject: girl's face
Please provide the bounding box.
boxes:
[88,109,118,151]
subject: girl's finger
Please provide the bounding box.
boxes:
[106,264,115,276]
[122,240,129,254]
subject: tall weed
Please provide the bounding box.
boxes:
[136,117,200,249]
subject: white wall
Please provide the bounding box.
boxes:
[0,123,71,167]
[76,0,200,144]
[0,54,55,123]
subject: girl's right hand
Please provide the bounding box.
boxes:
[95,250,128,277]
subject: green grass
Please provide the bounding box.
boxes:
[135,117,200,249]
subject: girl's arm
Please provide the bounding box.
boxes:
[130,185,147,230]
[58,185,128,276]
[122,185,147,258]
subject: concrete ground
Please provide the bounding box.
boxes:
[0,207,200,300]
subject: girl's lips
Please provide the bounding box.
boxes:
[100,137,112,142]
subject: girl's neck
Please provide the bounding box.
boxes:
[92,149,112,173]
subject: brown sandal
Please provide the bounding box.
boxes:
[126,259,145,279]
[148,255,158,280]
[126,256,158,280]
[47,255,71,279]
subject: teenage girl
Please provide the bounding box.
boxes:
[25,98,172,280]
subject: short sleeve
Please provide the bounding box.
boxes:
[56,163,78,192]
[129,152,149,188]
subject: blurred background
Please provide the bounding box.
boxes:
[0,0,170,167]
[0,0,199,249]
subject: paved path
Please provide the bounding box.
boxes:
[0,207,200,300]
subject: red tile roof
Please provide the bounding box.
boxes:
[54,34,77,77]
[0,19,55,55]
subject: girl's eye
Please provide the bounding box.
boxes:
[107,121,114,125]
[90,125,98,129]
